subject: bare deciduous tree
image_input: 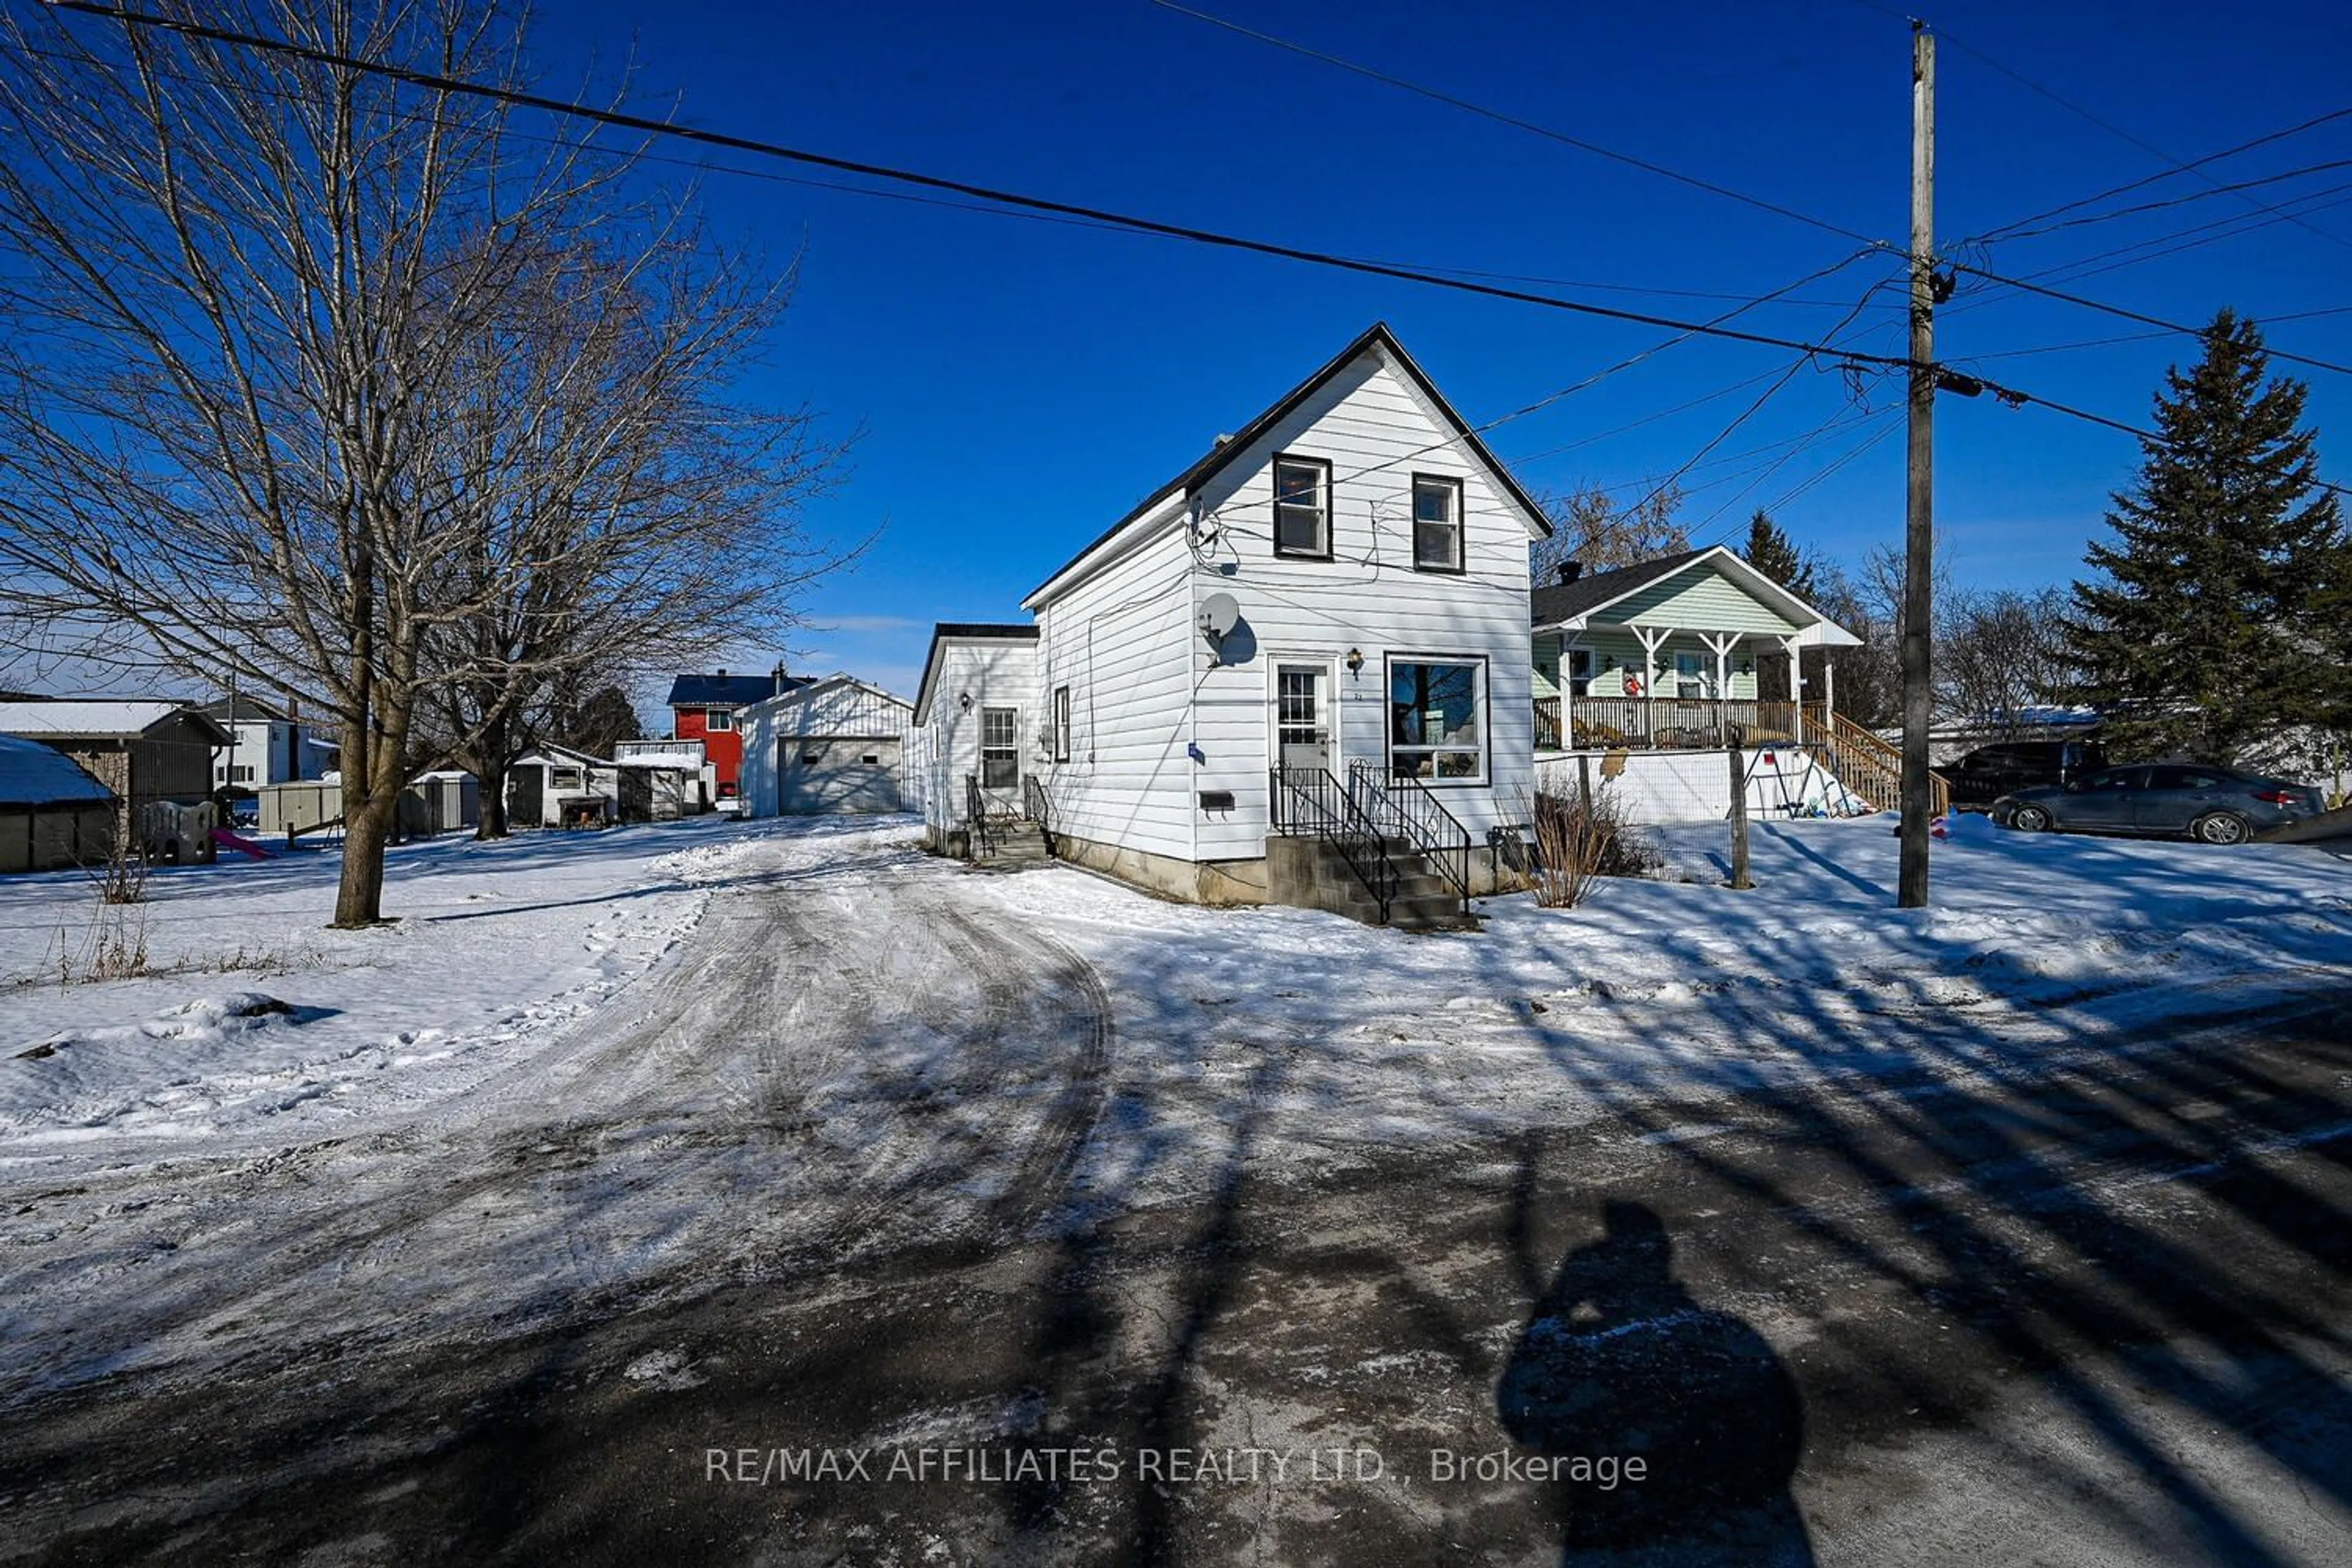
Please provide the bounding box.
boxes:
[0,2,846,916]
[1531,481,1690,582]
[1942,587,2076,738]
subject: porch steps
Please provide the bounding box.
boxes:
[973,818,1052,870]
[1279,835,1477,933]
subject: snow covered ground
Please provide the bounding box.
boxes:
[0,815,839,1149]
[959,812,2352,1205]
[0,807,2346,1409]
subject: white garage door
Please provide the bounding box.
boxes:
[780,738,902,814]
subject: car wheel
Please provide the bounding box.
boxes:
[2192,812,2250,846]
[2008,804,2052,832]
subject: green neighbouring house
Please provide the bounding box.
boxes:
[1530,546,1943,813]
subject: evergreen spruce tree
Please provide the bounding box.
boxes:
[1738,508,1817,599]
[2068,309,2345,763]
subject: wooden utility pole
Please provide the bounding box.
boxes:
[1899,23,1936,908]
[1727,745,1753,889]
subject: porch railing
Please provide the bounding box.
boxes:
[1347,759,1472,918]
[1547,696,1803,750]
[1269,764,1399,924]
[1022,773,1056,858]
[963,774,993,861]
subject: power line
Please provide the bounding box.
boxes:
[1955,306,2352,364]
[1947,263,2352,377]
[50,2,2347,502]
[47,2,1939,376]
[1150,0,1889,248]
[1987,159,2352,244]
[1972,106,2352,243]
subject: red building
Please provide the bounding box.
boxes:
[665,667,803,805]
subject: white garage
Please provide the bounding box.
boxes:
[740,675,914,816]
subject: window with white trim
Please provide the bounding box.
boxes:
[1388,659,1486,782]
[981,707,1019,790]
[1411,475,1463,571]
[1272,454,1332,558]
[1567,648,1594,698]
[1052,685,1071,763]
[705,708,734,732]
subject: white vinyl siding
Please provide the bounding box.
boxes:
[1031,518,1197,863]
[1185,352,1534,851]
[912,639,1038,832]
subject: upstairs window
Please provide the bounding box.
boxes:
[1272,454,1332,559]
[981,707,1019,790]
[705,708,734,732]
[1411,475,1463,571]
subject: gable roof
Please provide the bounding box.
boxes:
[200,695,292,724]
[911,624,1039,726]
[1530,545,1860,647]
[514,742,610,769]
[1024,322,1551,608]
[746,672,914,718]
[0,699,231,744]
[665,671,804,708]
[1529,550,1711,626]
[0,734,113,806]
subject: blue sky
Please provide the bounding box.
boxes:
[554,1,2347,702]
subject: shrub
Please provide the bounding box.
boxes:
[1523,780,1656,908]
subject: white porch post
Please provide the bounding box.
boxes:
[1632,626,1671,742]
[1699,631,1740,699]
[1779,636,1802,722]
[1822,654,1836,723]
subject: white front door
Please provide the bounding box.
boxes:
[1275,660,1333,774]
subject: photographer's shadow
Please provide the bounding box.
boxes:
[1499,1201,1815,1565]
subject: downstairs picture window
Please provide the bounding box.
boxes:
[981,706,1019,790]
[1389,659,1485,782]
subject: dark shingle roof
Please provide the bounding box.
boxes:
[1528,549,1711,627]
[665,671,805,708]
[932,624,1039,641]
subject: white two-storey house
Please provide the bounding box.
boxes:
[919,323,1548,917]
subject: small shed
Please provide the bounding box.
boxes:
[614,754,699,823]
[508,745,617,828]
[0,736,116,873]
[741,674,914,816]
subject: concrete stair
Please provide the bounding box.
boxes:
[1268,834,1476,933]
[974,818,1052,870]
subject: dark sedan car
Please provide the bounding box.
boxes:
[1993,764,2323,845]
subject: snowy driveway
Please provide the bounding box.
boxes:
[0,823,1117,1403]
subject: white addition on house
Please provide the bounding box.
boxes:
[740,674,915,816]
[910,323,1548,922]
[908,625,1041,830]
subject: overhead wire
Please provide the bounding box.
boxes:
[1969,105,2352,243]
[44,3,1940,376]
[1150,0,1889,249]
[45,2,2348,503]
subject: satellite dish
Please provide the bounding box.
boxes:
[1198,592,1241,644]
